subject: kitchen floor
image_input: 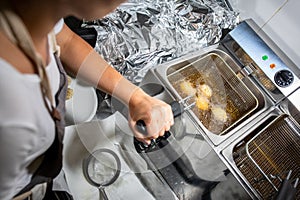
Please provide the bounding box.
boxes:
[209,173,251,200]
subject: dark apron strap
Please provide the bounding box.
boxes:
[33,54,68,178]
[15,53,68,197]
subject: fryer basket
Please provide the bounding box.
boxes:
[167,53,258,135]
[234,114,300,199]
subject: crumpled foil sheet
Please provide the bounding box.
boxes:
[85,0,240,85]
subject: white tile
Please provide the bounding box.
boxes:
[261,0,300,69]
[228,0,300,68]
[228,0,286,27]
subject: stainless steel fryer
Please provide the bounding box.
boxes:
[137,19,300,199]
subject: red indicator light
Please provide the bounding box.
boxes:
[270,63,276,69]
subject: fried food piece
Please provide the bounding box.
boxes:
[195,95,209,111]
[198,84,212,98]
[66,88,74,100]
[180,80,196,96]
[67,76,72,85]
[211,106,227,122]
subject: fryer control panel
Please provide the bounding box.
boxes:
[229,20,300,96]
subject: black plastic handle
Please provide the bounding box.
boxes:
[170,101,184,118]
[134,131,171,153]
[136,120,147,135]
[136,101,183,135]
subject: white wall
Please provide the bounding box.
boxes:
[229,0,300,69]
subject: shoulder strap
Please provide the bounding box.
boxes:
[0,9,60,120]
[49,30,61,57]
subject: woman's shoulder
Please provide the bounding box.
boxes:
[0,31,36,74]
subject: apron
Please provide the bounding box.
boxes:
[0,8,70,200]
[14,54,68,200]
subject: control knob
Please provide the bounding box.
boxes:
[274,70,294,87]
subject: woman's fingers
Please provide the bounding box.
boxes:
[128,92,175,144]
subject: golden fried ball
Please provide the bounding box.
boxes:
[211,106,227,122]
[180,80,197,96]
[198,84,212,98]
[195,95,210,111]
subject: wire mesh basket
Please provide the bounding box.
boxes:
[233,114,300,199]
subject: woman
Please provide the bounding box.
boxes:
[0,0,174,199]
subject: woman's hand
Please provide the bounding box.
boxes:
[128,88,174,145]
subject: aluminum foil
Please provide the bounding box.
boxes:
[85,0,240,84]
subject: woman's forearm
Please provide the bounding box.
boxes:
[57,23,139,105]
[57,23,174,144]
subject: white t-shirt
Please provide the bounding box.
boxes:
[0,19,64,200]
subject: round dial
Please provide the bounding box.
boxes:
[274,70,294,87]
